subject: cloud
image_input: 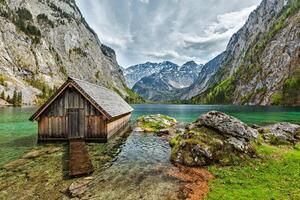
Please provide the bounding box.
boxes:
[76,0,261,67]
[138,0,149,3]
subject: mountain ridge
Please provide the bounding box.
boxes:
[129,61,203,101]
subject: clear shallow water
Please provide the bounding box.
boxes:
[86,132,180,199]
[0,104,299,165]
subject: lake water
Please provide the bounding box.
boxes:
[0,104,299,166]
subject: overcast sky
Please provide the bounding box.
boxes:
[76,0,261,68]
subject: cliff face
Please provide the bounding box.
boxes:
[185,0,300,105]
[0,0,128,105]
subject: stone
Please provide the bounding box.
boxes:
[133,127,143,132]
[69,179,92,197]
[155,129,170,136]
[0,0,129,105]
[135,114,177,133]
[22,150,44,159]
[196,111,258,140]
[170,111,258,166]
[181,0,298,106]
[258,122,300,144]
[46,147,62,154]
[3,159,27,170]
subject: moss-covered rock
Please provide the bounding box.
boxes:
[258,122,300,145]
[135,114,177,132]
[170,112,258,166]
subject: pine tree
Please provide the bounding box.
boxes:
[6,95,11,103]
[17,91,22,106]
[0,90,5,100]
[12,89,17,105]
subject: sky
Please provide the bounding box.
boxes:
[76,0,262,68]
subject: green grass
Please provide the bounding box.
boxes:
[206,144,300,200]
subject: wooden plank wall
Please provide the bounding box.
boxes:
[38,88,106,139]
[107,113,131,138]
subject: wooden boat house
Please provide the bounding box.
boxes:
[30,77,133,142]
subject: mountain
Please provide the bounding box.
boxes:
[124,61,170,88]
[180,53,225,99]
[184,0,300,106]
[131,61,203,101]
[0,0,131,105]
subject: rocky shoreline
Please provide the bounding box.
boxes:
[1,112,299,199]
[135,112,299,167]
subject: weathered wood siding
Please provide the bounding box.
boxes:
[107,113,131,138]
[38,87,106,140]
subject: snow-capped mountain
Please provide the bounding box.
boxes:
[130,61,203,101]
[124,61,169,88]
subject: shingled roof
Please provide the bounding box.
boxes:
[30,77,133,121]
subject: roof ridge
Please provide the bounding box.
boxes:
[68,76,118,95]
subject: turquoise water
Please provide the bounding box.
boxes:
[131,104,300,125]
[0,105,299,165]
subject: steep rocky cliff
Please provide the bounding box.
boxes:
[0,0,129,105]
[186,0,300,106]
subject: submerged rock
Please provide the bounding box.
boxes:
[258,122,300,145]
[170,111,258,166]
[69,179,93,197]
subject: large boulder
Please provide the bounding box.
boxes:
[194,111,258,140]
[258,122,300,145]
[170,111,258,166]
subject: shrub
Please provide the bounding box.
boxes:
[37,13,54,28]
[16,8,32,21]
[271,92,283,105]
[69,47,87,57]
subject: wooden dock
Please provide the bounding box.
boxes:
[69,139,93,177]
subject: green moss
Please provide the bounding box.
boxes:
[137,114,176,132]
[140,121,165,132]
[269,134,290,145]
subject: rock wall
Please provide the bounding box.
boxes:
[0,0,127,105]
[184,0,300,105]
